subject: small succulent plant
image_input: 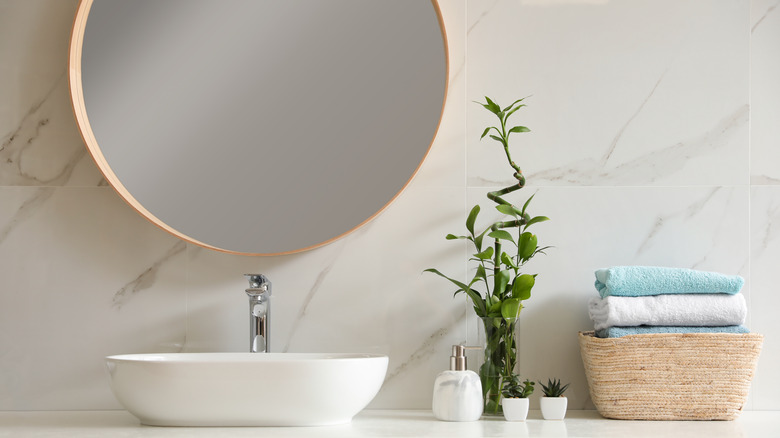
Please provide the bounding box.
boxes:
[539,378,570,397]
[501,375,535,399]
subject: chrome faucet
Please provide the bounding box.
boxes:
[245,274,271,353]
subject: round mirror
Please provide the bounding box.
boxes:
[69,0,447,255]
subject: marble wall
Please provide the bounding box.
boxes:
[0,0,778,411]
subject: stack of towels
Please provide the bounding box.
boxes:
[588,266,748,338]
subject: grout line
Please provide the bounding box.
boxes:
[746,0,754,411]
[463,0,469,194]
[465,184,754,190]
[184,244,190,353]
[463,0,471,343]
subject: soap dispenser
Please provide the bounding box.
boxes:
[432,345,483,421]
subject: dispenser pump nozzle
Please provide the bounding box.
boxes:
[450,345,468,371]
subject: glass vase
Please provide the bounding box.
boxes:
[478,316,519,416]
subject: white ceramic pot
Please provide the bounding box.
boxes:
[540,396,567,420]
[501,397,530,421]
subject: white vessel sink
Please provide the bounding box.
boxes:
[106,353,389,427]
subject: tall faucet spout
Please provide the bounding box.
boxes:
[245,274,271,353]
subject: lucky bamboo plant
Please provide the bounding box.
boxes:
[425,96,549,415]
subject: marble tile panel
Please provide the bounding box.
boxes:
[750,0,780,184]
[465,185,749,410]
[0,188,186,410]
[466,0,749,188]
[749,187,780,409]
[0,0,104,187]
[184,186,468,409]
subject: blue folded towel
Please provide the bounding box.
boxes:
[594,266,744,297]
[595,325,750,338]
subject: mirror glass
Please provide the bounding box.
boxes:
[70,0,447,255]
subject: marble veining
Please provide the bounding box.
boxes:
[749,187,780,409]
[280,240,348,353]
[467,0,749,188]
[384,307,466,384]
[112,241,186,310]
[450,59,466,84]
[2,71,61,143]
[753,195,780,257]
[752,0,778,32]
[0,75,90,186]
[635,188,720,256]
[471,102,747,187]
[634,189,747,274]
[602,68,669,166]
[753,175,780,185]
[750,0,780,185]
[528,104,748,186]
[0,188,54,246]
[466,0,499,35]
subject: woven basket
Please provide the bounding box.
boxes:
[578,331,763,420]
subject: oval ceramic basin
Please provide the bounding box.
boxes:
[106,353,389,426]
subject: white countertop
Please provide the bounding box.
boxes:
[1,410,779,437]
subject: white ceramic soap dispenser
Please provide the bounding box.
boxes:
[432,345,483,421]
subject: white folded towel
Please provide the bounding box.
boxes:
[588,293,746,330]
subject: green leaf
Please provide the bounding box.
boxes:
[466,205,480,235]
[446,234,467,240]
[501,298,523,320]
[489,134,505,145]
[474,246,494,260]
[471,264,488,286]
[512,274,535,300]
[474,228,489,252]
[504,103,526,119]
[517,232,538,260]
[520,194,536,216]
[533,246,553,257]
[495,270,511,295]
[464,288,487,316]
[480,126,502,140]
[424,268,470,291]
[428,268,486,316]
[502,98,526,112]
[501,252,517,269]
[495,204,519,217]
[508,126,531,134]
[525,215,550,228]
[469,264,487,288]
[488,229,515,244]
[484,96,501,114]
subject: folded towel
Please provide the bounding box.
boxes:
[594,266,744,297]
[595,325,750,338]
[588,294,747,330]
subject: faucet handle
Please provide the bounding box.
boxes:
[244,274,272,295]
